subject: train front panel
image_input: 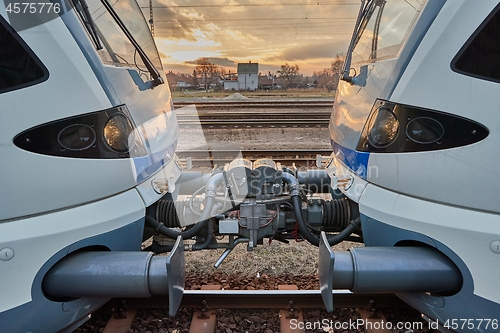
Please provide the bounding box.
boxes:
[328,0,500,331]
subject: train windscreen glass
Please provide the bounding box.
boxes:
[352,0,425,64]
[86,0,162,70]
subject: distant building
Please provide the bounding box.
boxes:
[165,71,196,90]
[223,71,239,91]
[258,72,276,90]
[223,62,259,91]
[237,62,258,90]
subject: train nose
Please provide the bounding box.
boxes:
[42,236,185,316]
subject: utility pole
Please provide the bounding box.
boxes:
[149,0,154,37]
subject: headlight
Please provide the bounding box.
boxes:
[103,114,135,153]
[366,106,399,148]
[406,117,444,144]
[356,99,488,153]
[57,124,96,151]
[14,104,147,159]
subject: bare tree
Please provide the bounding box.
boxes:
[331,53,345,75]
[213,67,228,91]
[313,68,334,92]
[325,53,345,92]
[192,69,199,89]
[311,54,346,92]
[277,63,301,89]
[195,58,219,92]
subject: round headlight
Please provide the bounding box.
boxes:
[406,117,444,144]
[367,107,399,148]
[103,114,135,153]
[58,124,96,151]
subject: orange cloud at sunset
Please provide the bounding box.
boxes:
[138,0,360,75]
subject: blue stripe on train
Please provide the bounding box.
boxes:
[133,141,177,183]
[331,140,370,179]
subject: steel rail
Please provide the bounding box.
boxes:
[176,149,332,157]
[175,111,331,117]
[107,290,408,310]
[174,100,334,107]
[185,159,317,167]
[175,103,333,108]
[176,149,331,167]
[175,101,332,127]
[174,100,329,103]
[178,119,329,126]
[174,100,334,104]
[175,105,333,110]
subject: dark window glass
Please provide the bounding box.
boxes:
[453,5,500,82]
[0,16,47,93]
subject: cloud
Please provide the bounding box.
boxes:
[264,40,348,62]
[158,51,171,59]
[184,57,237,67]
[163,62,196,73]
[146,0,360,75]
[148,0,358,41]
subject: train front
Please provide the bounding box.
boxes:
[323,0,500,331]
[0,0,183,332]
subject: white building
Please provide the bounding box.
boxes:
[224,62,259,91]
[237,62,258,91]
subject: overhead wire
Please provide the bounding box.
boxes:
[140,1,361,9]
[140,0,359,38]
[152,17,358,22]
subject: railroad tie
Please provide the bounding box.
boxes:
[357,307,395,333]
[188,284,222,333]
[278,285,305,333]
[102,308,137,333]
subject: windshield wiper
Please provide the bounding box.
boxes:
[99,0,164,87]
[341,0,383,83]
[76,0,103,50]
[370,1,385,59]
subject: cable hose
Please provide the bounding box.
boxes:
[156,199,201,230]
[322,198,352,230]
[146,197,216,240]
[191,204,219,251]
[147,172,224,242]
[292,195,360,247]
[155,200,182,228]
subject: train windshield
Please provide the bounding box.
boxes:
[80,0,162,71]
[351,0,425,64]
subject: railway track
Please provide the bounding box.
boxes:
[176,110,331,127]
[178,118,329,127]
[174,100,334,110]
[176,111,330,118]
[78,270,436,333]
[99,288,410,333]
[176,149,331,168]
[108,289,407,311]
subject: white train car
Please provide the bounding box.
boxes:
[322,0,500,331]
[0,0,183,332]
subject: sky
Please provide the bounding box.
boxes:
[136,0,361,76]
